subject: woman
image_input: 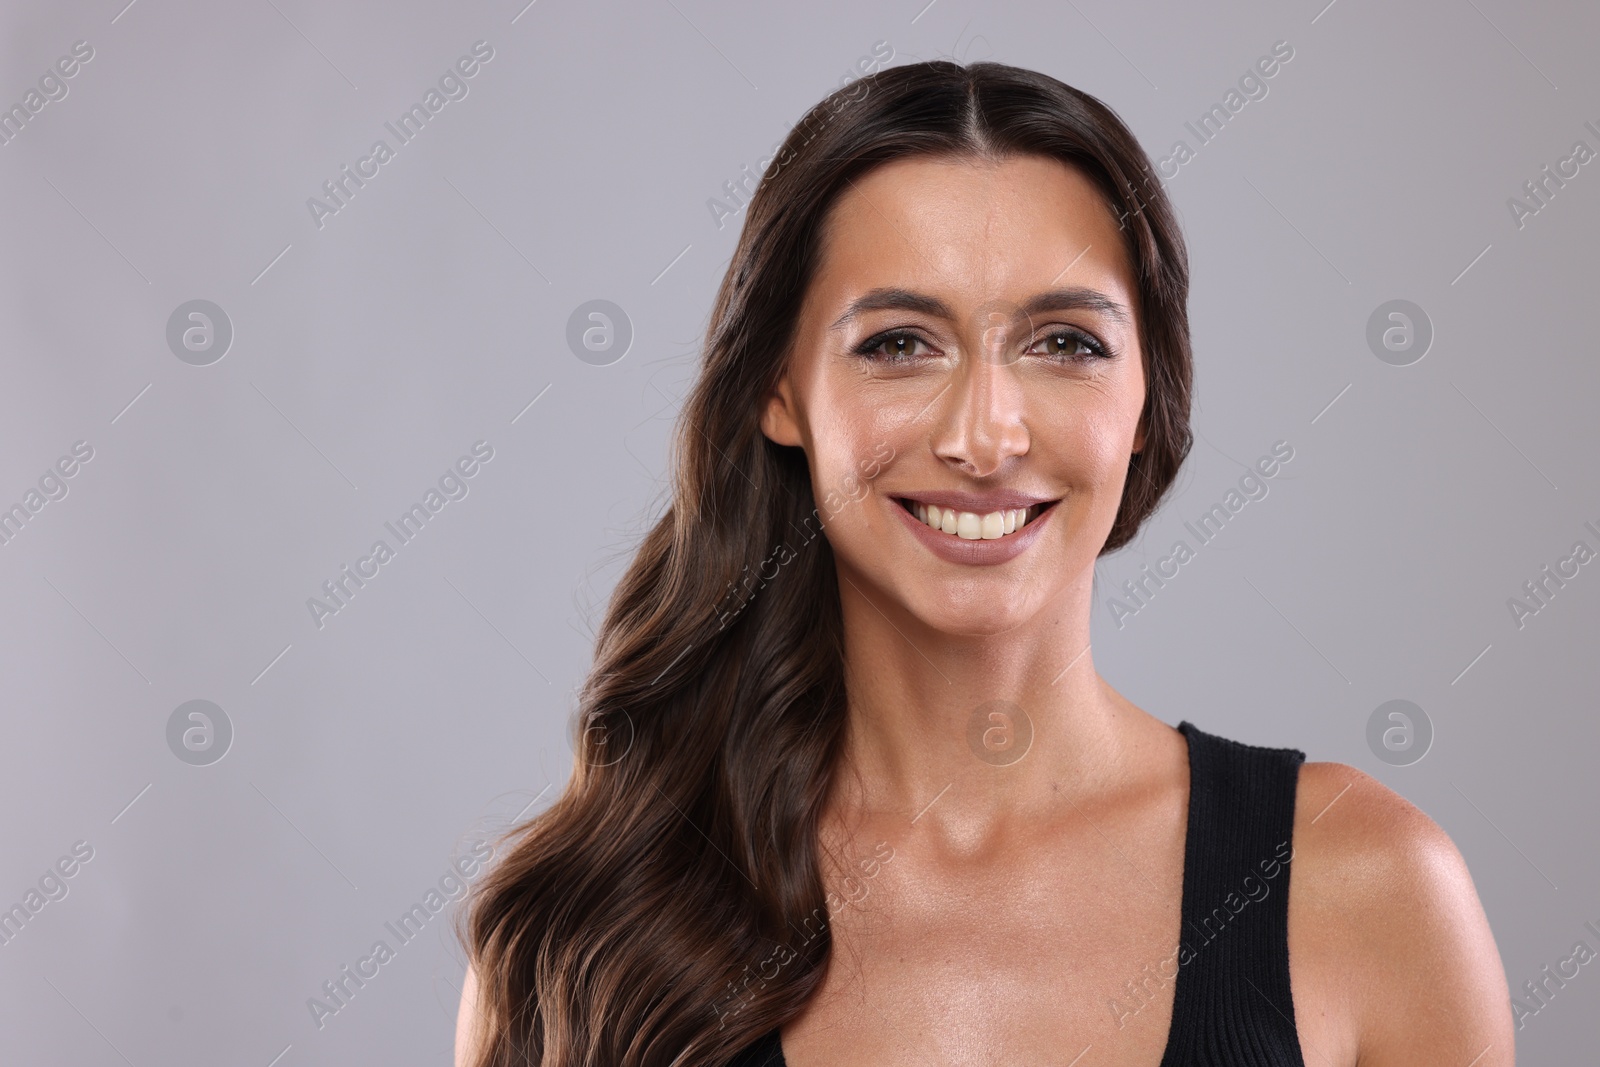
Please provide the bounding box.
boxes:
[455,60,1512,1066]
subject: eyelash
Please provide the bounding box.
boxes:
[851,326,1113,365]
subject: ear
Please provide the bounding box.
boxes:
[1132,419,1146,455]
[759,374,804,448]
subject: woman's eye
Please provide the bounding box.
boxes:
[856,327,1108,364]
[856,330,930,362]
[1031,330,1106,360]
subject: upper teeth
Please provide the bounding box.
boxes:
[910,501,1037,540]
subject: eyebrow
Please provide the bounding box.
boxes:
[828,286,1133,332]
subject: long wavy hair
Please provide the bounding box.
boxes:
[458,58,1192,1067]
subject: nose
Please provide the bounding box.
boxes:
[928,316,1030,478]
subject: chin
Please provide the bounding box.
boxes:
[903,586,1039,638]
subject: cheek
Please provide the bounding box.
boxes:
[1084,411,1135,474]
[810,412,878,496]
[808,384,912,492]
[1035,393,1136,485]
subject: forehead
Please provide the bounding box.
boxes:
[813,153,1138,320]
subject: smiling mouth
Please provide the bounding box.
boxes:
[894,497,1058,540]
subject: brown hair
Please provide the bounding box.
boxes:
[458,58,1192,1067]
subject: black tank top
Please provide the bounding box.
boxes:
[725,721,1308,1066]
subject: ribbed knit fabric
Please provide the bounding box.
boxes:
[1157,721,1306,1066]
[725,720,1307,1066]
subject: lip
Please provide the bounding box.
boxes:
[893,489,1056,512]
[889,494,1059,566]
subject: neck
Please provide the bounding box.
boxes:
[827,560,1143,840]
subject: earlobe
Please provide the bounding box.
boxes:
[759,382,803,447]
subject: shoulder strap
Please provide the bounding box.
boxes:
[1161,721,1307,1066]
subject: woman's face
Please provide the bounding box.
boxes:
[760,153,1147,636]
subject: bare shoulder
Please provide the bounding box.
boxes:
[1288,761,1515,1065]
[455,960,485,1067]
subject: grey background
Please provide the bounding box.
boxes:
[1,0,1595,1062]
